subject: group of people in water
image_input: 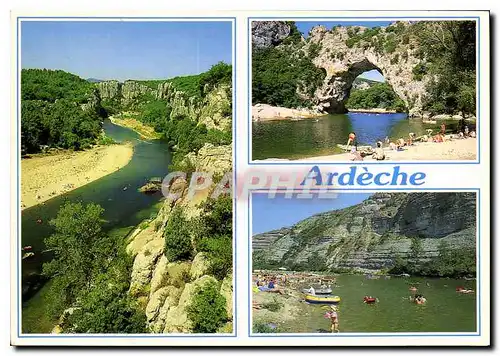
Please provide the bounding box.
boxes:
[345,119,476,161]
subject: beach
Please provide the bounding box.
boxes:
[252,104,323,122]
[109,115,162,140]
[21,143,133,210]
[296,138,477,162]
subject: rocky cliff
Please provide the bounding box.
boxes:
[252,21,432,117]
[253,193,476,272]
[252,21,292,48]
[121,74,233,332]
[126,142,232,333]
[97,80,154,108]
[97,79,231,132]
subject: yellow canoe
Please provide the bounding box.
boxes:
[305,294,341,304]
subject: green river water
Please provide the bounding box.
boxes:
[252,113,472,160]
[259,275,477,333]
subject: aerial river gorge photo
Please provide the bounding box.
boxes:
[19,20,234,334]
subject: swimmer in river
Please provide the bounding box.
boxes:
[346,132,357,151]
[325,305,339,333]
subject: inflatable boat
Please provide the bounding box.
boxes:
[363,296,377,304]
[304,294,341,305]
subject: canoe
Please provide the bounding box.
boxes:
[305,294,341,304]
[302,288,332,295]
[363,296,377,304]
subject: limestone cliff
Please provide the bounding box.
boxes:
[97,79,231,132]
[253,193,476,273]
[97,80,154,108]
[252,21,292,48]
[125,92,232,335]
[252,21,434,116]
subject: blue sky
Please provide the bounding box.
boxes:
[252,193,373,234]
[296,21,391,83]
[21,21,232,81]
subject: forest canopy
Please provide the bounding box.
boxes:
[21,69,104,154]
[346,82,406,112]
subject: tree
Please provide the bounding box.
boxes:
[199,62,232,96]
[21,69,103,153]
[187,280,228,333]
[346,82,406,112]
[67,274,146,333]
[410,238,423,260]
[42,202,106,303]
[194,195,233,280]
[414,21,476,115]
[164,207,194,262]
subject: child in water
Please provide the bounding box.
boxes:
[346,132,357,151]
[325,305,339,333]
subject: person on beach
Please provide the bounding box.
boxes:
[350,149,365,161]
[465,126,470,136]
[434,133,444,143]
[440,123,446,135]
[346,132,357,151]
[373,141,385,161]
[325,306,339,333]
[408,133,416,145]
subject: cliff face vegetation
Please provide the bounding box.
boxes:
[253,193,476,277]
[125,148,233,333]
[252,21,476,118]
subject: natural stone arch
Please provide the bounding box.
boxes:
[322,59,384,113]
[304,25,429,117]
[304,22,429,116]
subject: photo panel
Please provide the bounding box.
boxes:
[15,17,235,340]
[250,190,480,335]
[249,17,480,163]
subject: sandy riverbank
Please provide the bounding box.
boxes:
[252,104,324,122]
[109,115,162,140]
[21,143,133,210]
[297,138,477,162]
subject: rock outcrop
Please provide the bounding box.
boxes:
[98,80,154,107]
[125,96,233,333]
[253,193,476,272]
[97,78,231,132]
[252,21,291,48]
[252,21,433,116]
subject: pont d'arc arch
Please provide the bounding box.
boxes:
[303,25,429,117]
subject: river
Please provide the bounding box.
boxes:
[252,112,468,160]
[255,275,477,333]
[21,119,171,303]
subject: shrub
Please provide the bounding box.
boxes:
[253,323,278,333]
[163,207,194,262]
[262,297,283,312]
[199,62,232,96]
[68,277,146,333]
[412,63,428,81]
[194,195,233,280]
[307,42,322,58]
[187,280,228,333]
